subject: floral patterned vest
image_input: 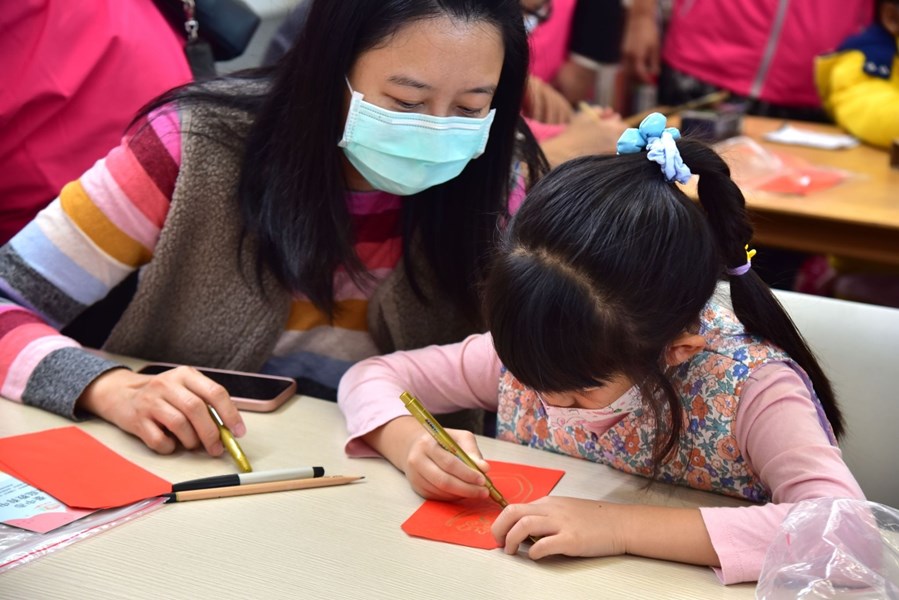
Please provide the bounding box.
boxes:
[495,300,837,503]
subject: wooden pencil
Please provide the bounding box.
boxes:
[164,475,364,502]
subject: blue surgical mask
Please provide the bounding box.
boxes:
[338,84,496,196]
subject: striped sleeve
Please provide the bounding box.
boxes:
[0,107,183,416]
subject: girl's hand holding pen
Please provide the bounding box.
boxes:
[402,420,492,502]
[77,365,246,455]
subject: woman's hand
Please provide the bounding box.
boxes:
[77,366,246,455]
[539,106,626,167]
[622,10,660,83]
[524,75,574,125]
[492,497,629,559]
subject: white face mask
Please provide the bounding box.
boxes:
[523,14,540,35]
[538,386,642,435]
[522,2,552,35]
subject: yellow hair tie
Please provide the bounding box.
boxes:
[727,245,757,277]
[745,245,757,262]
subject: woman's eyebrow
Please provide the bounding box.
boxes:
[387,75,431,89]
[464,85,497,95]
[387,75,496,95]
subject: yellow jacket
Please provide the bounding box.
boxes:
[815,23,899,149]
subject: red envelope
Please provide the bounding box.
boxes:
[401,460,564,549]
[0,427,171,509]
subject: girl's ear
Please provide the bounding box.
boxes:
[664,332,706,366]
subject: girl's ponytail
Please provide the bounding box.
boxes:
[679,140,844,438]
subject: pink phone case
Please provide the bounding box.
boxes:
[137,363,297,412]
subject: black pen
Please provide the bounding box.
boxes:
[172,466,325,492]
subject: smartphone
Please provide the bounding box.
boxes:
[136,363,297,412]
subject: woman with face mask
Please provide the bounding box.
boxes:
[0,0,547,457]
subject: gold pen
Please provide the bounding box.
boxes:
[207,405,252,473]
[401,391,508,507]
[402,391,541,544]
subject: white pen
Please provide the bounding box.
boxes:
[171,466,325,492]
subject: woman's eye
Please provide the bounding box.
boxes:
[394,99,422,110]
[458,106,485,117]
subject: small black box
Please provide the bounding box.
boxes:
[680,105,744,142]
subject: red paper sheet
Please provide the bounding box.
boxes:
[401,460,564,549]
[0,427,171,509]
[757,152,847,195]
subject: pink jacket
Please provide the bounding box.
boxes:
[0,0,192,244]
[663,0,873,107]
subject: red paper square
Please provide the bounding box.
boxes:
[401,460,564,549]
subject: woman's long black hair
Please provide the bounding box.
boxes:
[138,0,547,318]
[483,141,843,475]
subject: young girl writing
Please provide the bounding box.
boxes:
[337,114,864,584]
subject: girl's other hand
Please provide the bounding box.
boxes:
[404,427,491,502]
[77,366,246,455]
[492,496,628,559]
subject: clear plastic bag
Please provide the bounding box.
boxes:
[757,498,899,599]
[0,497,165,573]
[715,136,854,196]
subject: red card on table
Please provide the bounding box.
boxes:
[401,460,564,549]
[0,426,171,509]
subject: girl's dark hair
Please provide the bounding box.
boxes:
[139,0,546,318]
[484,141,843,474]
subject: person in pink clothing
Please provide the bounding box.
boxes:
[0,0,192,245]
[623,0,873,119]
[522,0,575,125]
[337,115,864,584]
[522,0,627,164]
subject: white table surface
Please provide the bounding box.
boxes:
[0,393,756,599]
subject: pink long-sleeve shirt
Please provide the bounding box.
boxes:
[337,333,864,585]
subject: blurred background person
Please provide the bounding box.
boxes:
[622,0,873,121]
[815,0,899,148]
[0,0,192,245]
[542,0,626,107]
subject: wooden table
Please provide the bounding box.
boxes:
[722,117,899,266]
[0,394,756,599]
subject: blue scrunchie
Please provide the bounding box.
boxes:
[616,112,692,184]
